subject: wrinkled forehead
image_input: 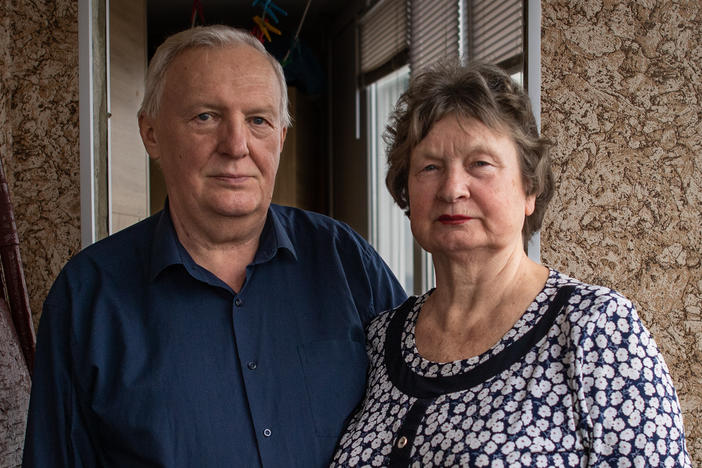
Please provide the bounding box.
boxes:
[416,111,511,148]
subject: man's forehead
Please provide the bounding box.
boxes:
[171,44,272,72]
[168,45,261,75]
[167,46,279,91]
[156,43,284,121]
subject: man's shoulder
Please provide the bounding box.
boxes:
[44,213,161,309]
[62,212,160,275]
[270,204,367,244]
[271,204,348,228]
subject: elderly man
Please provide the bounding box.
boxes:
[23,26,406,467]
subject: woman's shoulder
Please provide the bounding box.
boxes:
[366,294,426,347]
[548,269,634,313]
[547,269,648,339]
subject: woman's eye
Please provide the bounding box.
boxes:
[422,164,438,172]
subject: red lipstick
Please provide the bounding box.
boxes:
[437,214,472,224]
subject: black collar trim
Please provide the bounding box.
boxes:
[384,286,575,399]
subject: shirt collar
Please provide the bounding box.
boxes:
[254,205,298,264]
[149,203,297,281]
[149,204,185,281]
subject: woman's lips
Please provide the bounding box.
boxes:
[437,214,472,224]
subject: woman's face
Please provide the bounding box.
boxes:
[407,114,535,257]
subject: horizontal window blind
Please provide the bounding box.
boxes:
[360,0,408,74]
[360,0,524,78]
[468,0,523,65]
[409,0,461,74]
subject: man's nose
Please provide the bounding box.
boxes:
[217,118,248,158]
[437,168,470,202]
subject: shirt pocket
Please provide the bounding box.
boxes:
[297,339,368,438]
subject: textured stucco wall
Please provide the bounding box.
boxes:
[0,0,79,466]
[0,1,80,327]
[541,0,702,463]
[1,0,700,465]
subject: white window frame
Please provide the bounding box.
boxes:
[526,0,542,262]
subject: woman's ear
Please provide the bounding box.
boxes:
[525,193,536,217]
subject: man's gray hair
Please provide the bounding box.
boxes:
[138,25,291,128]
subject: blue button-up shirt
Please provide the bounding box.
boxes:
[23,204,406,467]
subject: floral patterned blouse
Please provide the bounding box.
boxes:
[331,270,691,467]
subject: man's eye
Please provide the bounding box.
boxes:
[251,116,267,125]
[196,113,212,121]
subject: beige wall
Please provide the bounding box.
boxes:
[109,0,148,233]
[541,0,701,463]
[0,0,79,465]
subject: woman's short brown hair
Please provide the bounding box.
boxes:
[384,61,553,245]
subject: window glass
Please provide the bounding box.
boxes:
[367,66,413,294]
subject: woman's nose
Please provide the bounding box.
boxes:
[437,169,470,202]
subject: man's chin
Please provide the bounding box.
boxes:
[210,200,269,219]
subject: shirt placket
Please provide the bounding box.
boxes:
[231,269,278,466]
[388,397,434,467]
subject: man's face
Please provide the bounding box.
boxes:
[140,45,286,226]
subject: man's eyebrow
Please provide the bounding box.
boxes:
[244,102,278,114]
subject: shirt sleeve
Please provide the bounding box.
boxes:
[22,272,99,468]
[576,292,691,467]
[359,245,408,324]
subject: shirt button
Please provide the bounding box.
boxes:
[263,428,272,437]
[247,361,257,370]
[396,436,408,449]
[235,298,243,307]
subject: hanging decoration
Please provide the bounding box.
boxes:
[247,0,322,95]
[250,0,287,43]
[190,0,206,27]
[281,0,311,67]
[252,15,282,43]
[252,0,288,24]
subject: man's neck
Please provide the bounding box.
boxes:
[169,207,268,292]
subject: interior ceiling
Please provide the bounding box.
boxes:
[146,0,351,53]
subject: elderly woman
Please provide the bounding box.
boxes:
[331,63,690,467]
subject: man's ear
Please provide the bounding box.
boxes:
[139,114,160,161]
[280,126,288,149]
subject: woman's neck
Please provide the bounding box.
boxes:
[415,247,549,362]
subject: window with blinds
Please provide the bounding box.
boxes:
[409,0,462,73]
[467,0,523,67]
[360,0,408,75]
[361,0,524,77]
